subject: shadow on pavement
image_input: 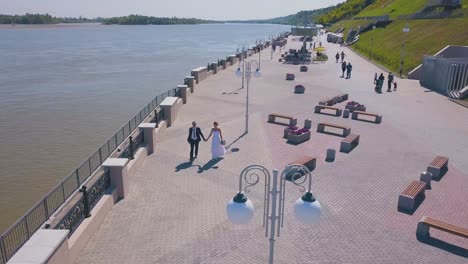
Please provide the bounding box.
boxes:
[417,236,468,258]
[198,158,223,173]
[226,132,247,150]
[175,161,199,172]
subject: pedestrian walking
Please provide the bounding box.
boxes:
[187,121,206,161]
[335,52,340,63]
[373,73,378,84]
[340,51,346,63]
[387,72,394,92]
[341,61,346,78]
[313,42,316,49]
[376,73,385,93]
[346,62,353,79]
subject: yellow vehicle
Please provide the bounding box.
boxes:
[313,47,328,63]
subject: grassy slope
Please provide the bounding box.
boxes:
[327,0,468,75]
[351,18,468,74]
[356,0,428,19]
[328,19,375,36]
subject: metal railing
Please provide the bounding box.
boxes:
[118,132,145,159]
[54,168,111,236]
[0,86,182,264]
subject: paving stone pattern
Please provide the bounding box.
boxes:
[76,37,468,264]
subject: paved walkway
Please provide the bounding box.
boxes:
[76,37,468,264]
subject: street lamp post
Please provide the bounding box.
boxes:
[236,45,247,89]
[235,60,261,134]
[370,25,376,61]
[226,164,322,264]
[256,39,263,70]
[270,35,275,60]
[399,23,410,77]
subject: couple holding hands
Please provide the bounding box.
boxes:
[187,121,225,161]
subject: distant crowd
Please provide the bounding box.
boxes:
[336,52,353,79]
[374,72,397,93]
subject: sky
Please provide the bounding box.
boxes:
[1,0,346,20]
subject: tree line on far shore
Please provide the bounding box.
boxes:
[0,14,106,24]
[104,15,217,25]
[0,13,217,25]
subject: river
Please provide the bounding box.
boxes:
[0,23,290,232]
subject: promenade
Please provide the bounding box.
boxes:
[76,37,468,263]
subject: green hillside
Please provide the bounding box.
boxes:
[356,0,428,18]
[327,0,468,75]
[353,19,468,74]
[227,8,334,25]
[317,0,376,24]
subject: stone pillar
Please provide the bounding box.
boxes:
[220,59,227,69]
[228,55,237,65]
[138,123,156,155]
[212,62,218,74]
[161,96,179,127]
[102,158,129,199]
[185,76,195,93]
[178,85,188,104]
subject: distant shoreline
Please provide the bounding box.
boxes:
[0,23,104,29]
[0,22,233,30]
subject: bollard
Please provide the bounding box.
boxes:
[420,171,432,189]
[326,148,336,162]
[343,109,350,118]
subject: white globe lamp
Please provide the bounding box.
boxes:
[254,69,261,78]
[226,193,255,225]
[235,68,243,77]
[294,192,321,225]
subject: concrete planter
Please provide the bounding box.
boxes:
[287,131,311,144]
[283,127,299,138]
[294,85,305,94]
[286,73,295,81]
[345,104,366,112]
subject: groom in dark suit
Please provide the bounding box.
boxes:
[187,121,206,161]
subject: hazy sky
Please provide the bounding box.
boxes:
[1,0,346,20]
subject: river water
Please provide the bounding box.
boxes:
[0,23,290,232]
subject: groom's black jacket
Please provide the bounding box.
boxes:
[187,127,205,142]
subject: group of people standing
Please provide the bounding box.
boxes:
[187,121,226,161]
[337,52,352,79]
[374,72,397,93]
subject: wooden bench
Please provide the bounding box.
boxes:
[317,122,351,137]
[268,114,297,126]
[336,93,348,102]
[314,105,342,117]
[427,156,448,179]
[398,180,426,212]
[286,156,317,181]
[319,98,335,106]
[351,111,382,124]
[417,216,468,241]
[340,134,360,153]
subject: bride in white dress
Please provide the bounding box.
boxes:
[205,121,226,159]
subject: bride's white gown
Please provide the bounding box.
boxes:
[211,130,226,159]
